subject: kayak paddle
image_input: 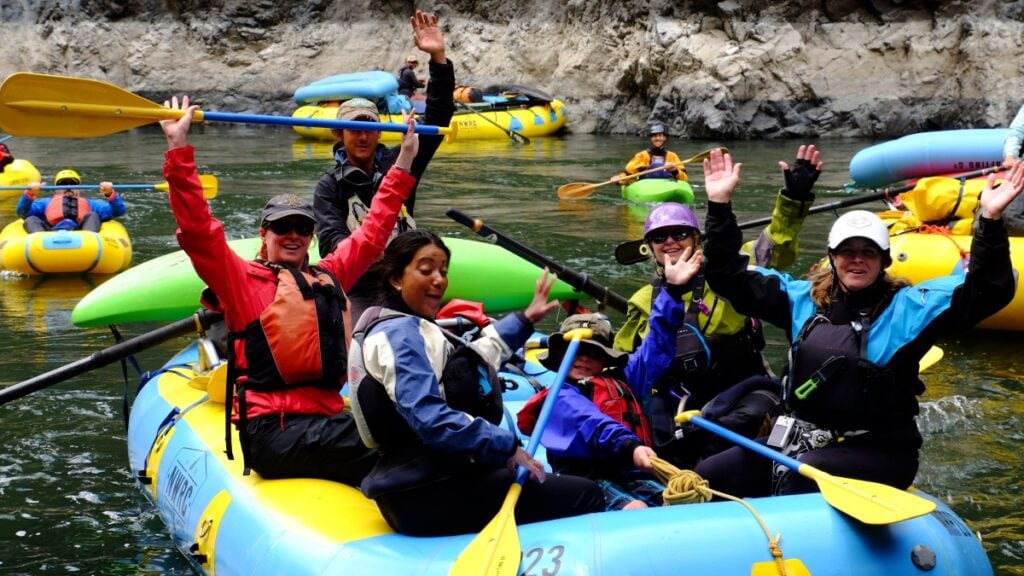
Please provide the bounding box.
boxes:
[449,328,591,576]
[675,411,936,525]
[556,148,724,200]
[0,174,219,199]
[456,101,530,144]
[0,72,457,140]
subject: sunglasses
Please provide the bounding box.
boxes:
[833,246,882,260]
[266,219,315,237]
[648,229,692,244]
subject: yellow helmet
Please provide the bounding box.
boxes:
[54,169,81,185]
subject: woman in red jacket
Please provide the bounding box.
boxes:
[159,96,419,485]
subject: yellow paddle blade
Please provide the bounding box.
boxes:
[449,483,523,576]
[556,181,604,199]
[801,463,936,525]
[152,174,219,199]
[0,72,186,138]
[919,345,943,372]
[751,558,812,576]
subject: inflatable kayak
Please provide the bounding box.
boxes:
[290,99,568,142]
[129,338,993,576]
[849,129,1004,188]
[621,179,695,204]
[0,159,42,199]
[293,71,401,105]
[0,219,132,275]
[70,237,582,327]
[887,230,1024,332]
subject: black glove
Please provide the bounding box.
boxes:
[781,157,820,201]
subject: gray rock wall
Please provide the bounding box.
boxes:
[2,0,1023,138]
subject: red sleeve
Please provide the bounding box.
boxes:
[164,146,259,330]
[319,166,415,291]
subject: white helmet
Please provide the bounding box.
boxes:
[828,210,889,251]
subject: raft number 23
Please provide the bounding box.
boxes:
[521,545,564,576]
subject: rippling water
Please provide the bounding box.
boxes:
[0,126,1022,574]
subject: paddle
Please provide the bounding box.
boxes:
[736,164,1006,230]
[0,309,223,405]
[0,72,456,139]
[456,101,530,144]
[446,208,628,313]
[556,148,724,200]
[0,174,219,199]
[674,411,936,525]
[0,134,11,144]
[449,328,591,576]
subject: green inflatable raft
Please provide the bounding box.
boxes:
[71,237,581,327]
[621,179,695,204]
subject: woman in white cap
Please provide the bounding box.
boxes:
[693,148,1024,497]
[159,95,419,486]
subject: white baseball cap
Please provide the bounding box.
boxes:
[828,210,889,251]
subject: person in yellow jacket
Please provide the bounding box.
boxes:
[611,124,689,185]
[613,145,822,468]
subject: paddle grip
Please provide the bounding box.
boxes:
[0,309,223,405]
[445,209,628,313]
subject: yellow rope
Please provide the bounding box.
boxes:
[650,456,795,576]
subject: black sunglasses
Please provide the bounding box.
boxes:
[266,219,314,237]
[648,229,692,244]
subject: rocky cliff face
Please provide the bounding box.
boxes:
[2,0,1023,138]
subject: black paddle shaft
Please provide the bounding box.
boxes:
[738,164,1007,230]
[446,208,629,313]
[0,309,223,405]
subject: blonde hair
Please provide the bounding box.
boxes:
[808,263,910,309]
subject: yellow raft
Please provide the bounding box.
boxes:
[0,159,42,199]
[0,219,132,275]
[291,99,568,142]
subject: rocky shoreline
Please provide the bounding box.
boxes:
[1,0,1023,138]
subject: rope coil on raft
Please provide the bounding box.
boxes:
[650,456,798,576]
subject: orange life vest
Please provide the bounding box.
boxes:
[518,375,653,446]
[45,191,91,225]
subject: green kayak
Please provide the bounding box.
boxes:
[71,236,582,327]
[621,179,695,204]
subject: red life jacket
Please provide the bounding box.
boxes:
[518,375,652,446]
[45,191,91,225]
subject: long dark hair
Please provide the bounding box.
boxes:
[378,229,451,296]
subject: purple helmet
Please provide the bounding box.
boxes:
[644,202,701,240]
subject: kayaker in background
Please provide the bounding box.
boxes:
[314,9,456,324]
[614,145,821,468]
[694,149,1023,497]
[158,95,421,487]
[610,123,689,185]
[515,246,698,510]
[348,230,605,536]
[17,169,125,233]
[396,54,425,97]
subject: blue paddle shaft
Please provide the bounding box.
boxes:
[688,414,803,473]
[201,111,447,135]
[0,184,151,191]
[514,338,582,484]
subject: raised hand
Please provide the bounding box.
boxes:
[411,10,445,63]
[779,144,823,201]
[703,148,741,204]
[523,268,560,323]
[980,162,1024,219]
[663,246,703,286]
[159,96,199,151]
[394,110,420,170]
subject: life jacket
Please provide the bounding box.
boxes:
[349,306,504,451]
[517,375,652,447]
[224,262,348,472]
[644,149,673,179]
[45,191,90,226]
[330,152,415,240]
[784,310,900,431]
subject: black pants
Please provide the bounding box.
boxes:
[374,468,605,536]
[245,412,378,487]
[693,437,919,497]
[23,212,101,233]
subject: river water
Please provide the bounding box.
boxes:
[0,126,1021,575]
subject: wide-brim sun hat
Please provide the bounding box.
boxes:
[537,313,627,372]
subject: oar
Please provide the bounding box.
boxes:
[556,148,724,200]
[456,102,530,144]
[674,411,936,525]
[446,208,628,313]
[737,164,1006,230]
[0,309,223,405]
[0,72,456,139]
[449,328,591,576]
[0,174,219,199]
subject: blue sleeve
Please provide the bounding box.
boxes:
[88,196,125,220]
[376,318,518,465]
[539,384,640,463]
[15,194,34,218]
[624,287,686,399]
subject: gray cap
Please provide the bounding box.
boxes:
[260,194,315,225]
